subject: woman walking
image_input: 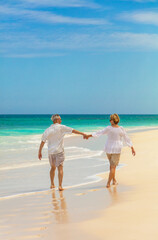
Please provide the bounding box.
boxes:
[86,114,136,188]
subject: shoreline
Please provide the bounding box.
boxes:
[1,125,158,137]
[0,165,126,201]
[0,125,157,200]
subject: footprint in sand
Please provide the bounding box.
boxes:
[38,221,51,225]
[34,215,50,220]
[40,226,47,230]
[0,231,11,236]
[17,235,41,239]
[0,225,9,229]
[13,208,25,212]
[26,227,47,232]
[88,189,101,192]
[5,214,16,217]
[76,188,101,196]
[75,193,87,196]
[39,211,51,214]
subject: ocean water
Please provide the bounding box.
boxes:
[0,114,158,199]
[1,114,158,136]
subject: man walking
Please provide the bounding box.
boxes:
[38,114,86,191]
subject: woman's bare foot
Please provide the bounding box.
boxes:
[112,180,118,185]
[59,186,64,191]
[106,182,110,188]
[50,184,55,189]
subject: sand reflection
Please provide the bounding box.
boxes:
[51,190,69,224]
[107,186,120,205]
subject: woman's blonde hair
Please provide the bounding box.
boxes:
[110,113,120,124]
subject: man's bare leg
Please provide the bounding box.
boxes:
[58,164,64,191]
[106,165,116,188]
[50,165,56,189]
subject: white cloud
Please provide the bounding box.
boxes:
[0,22,19,30]
[4,53,65,58]
[110,32,158,49]
[2,0,101,9]
[0,5,107,25]
[119,11,158,25]
[1,31,158,58]
[135,0,156,2]
[21,0,101,8]
[122,0,156,2]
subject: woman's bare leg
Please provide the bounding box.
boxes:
[112,167,118,185]
[106,165,116,188]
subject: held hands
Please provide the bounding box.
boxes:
[83,134,92,140]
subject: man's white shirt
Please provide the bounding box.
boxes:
[41,123,73,155]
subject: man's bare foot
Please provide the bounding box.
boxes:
[58,186,64,191]
[50,184,55,189]
[106,183,110,188]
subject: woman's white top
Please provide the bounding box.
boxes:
[92,126,132,154]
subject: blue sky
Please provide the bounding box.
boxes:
[1,0,158,114]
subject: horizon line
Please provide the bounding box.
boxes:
[0,113,158,116]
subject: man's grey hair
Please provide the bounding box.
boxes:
[51,114,61,122]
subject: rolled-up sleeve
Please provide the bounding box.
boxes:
[121,127,133,147]
[62,125,73,135]
[92,127,109,137]
[41,130,48,142]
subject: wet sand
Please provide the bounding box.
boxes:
[0,129,158,239]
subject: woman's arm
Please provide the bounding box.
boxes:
[92,127,109,137]
[121,127,136,156]
[85,127,109,139]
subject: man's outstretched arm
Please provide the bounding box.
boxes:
[72,129,87,138]
[38,141,45,160]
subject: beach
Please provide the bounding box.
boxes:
[1,128,158,239]
[2,0,158,237]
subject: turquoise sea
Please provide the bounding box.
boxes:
[1,114,158,136]
[0,114,158,199]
